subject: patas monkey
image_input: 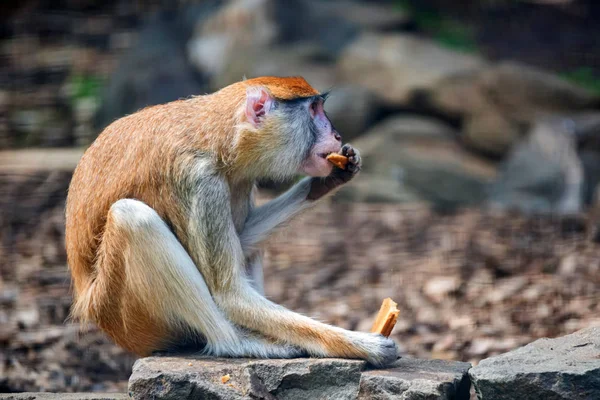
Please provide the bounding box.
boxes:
[65,76,398,367]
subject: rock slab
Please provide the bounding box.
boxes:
[470,326,600,400]
[336,115,496,208]
[129,357,471,400]
[0,394,127,400]
[358,358,472,400]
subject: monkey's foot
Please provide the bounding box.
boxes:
[345,331,399,368]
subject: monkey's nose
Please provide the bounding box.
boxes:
[334,131,342,142]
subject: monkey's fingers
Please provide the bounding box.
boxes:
[326,153,348,169]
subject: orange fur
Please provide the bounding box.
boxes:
[242,76,320,100]
[76,207,170,355]
[283,323,368,360]
[65,77,388,363]
[66,77,321,355]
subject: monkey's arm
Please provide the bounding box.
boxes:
[239,144,361,254]
[239,178,312,255]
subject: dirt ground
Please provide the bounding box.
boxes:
[1,171,599,393]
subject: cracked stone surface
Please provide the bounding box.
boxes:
[128,356,471,400]
[470,326,600,400]
[0,394,127,400]
[359,358,472,399]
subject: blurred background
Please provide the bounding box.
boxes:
[1,0,600,394]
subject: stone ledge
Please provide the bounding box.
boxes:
[359,358,472,399]
[470,326,600,400]
[128,356,471,400]
[0,394,128,400]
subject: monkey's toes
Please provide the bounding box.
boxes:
[367,334,400,368]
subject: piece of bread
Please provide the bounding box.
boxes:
[371,298,399,337]
[326,153,348,169]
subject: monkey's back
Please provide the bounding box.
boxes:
[65,101,200,299]
[65,76,312,313]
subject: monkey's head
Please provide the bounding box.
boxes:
[233,77,342,181]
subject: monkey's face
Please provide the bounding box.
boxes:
[296,95,342,177]
[240,86,341,180]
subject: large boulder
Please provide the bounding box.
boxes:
[358,358,472,400]
[340,36,599,159]
[313,0,410,32]
[489,114,600,214]
[130,357,363,400]
[338,33,485,106]
[431,63,600,157]
[325,85,381,142]
[188,0,409,91]
[336,115,497,209]
[128,356,472,400]
[470,326,600,400]
[206,44,338,94]
[271,0,408,54]
[187,0,279,88]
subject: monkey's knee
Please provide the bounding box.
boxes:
[109,199,165,233]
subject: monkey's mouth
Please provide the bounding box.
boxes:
[301,151,336,177]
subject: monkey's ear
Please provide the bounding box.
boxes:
[246,86,274,128]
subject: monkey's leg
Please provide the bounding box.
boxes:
[214,282,398,367]
[191,178,398,367]
[77,199,303,358]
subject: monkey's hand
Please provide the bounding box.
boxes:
[307,144,361,201]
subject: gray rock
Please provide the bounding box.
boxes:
[462,108,522,158]
[271,0,407,56]
[308,0,410,32]
[478,63,599,116]
[129,356,472,400]
[432,62,599,124]
[430,62,600,157]
[570,113,600,204]
[187,0,279,87]
[129,357,364,400]
[0,394,127,400]
[209,44,337,94]
[489,116,587,214]
[325,85,380,142]
[189,0,403,90]
[581,150,600,205]
[337,116,497,209]
[338,33,485,106]
[358,358,471,400]
[270,0,359,57]
[470,326,600,400]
